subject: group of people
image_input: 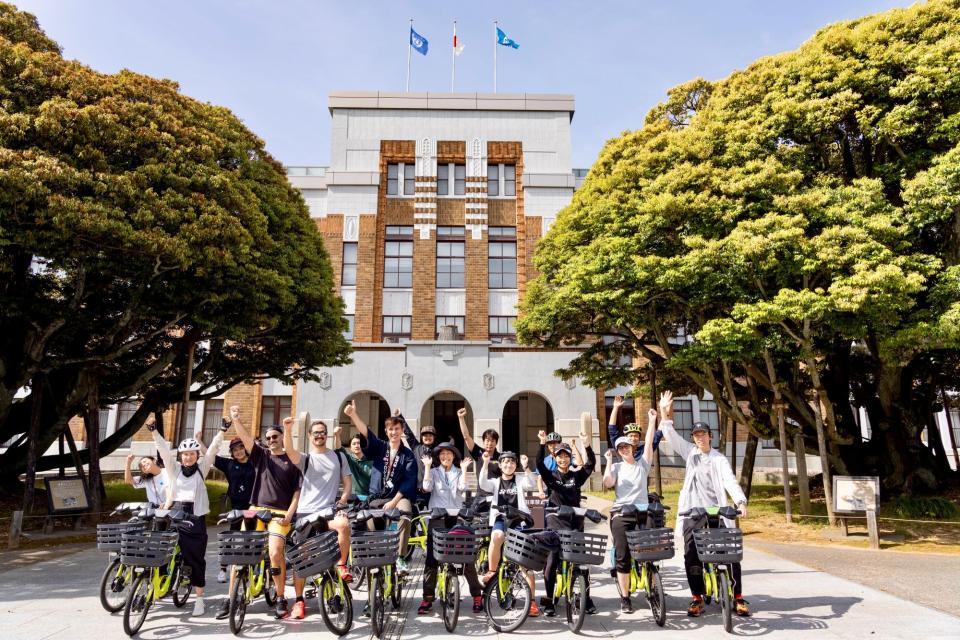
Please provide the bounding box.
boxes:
[123,389,750,624]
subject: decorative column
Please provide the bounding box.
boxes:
[414,137,437,240]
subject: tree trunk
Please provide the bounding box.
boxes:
[84,390,103,521]
[812,390,836,526]
[21,377,44,516]
[739,432,759,499]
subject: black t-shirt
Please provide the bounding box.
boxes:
[496,477,520,510]
[537,444,596,508]
[214,456,256,510]
[249,444,302,511]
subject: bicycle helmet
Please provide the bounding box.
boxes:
[178,438,202,453]
[623,423,643,434]
[546,431,563,444]
[498,451,518,462]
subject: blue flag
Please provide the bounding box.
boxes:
[496,27,519,49]
[410,28,429,55]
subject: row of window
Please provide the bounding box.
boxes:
[340,226,518,290]
[340,314,517,342]
[386,163,516,197]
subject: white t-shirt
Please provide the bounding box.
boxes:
[133,473,169,507]
[297,450,350,513]
[611,458,651,507]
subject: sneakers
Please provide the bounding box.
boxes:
[735,597,751,617]
[217,567,228,583]
[215,599,230,620]
[542,600,556,617]
[585,597,598,615]
[620,597,634,614]
[291,600,306,619]
[473,596,483,613]
[192,597,205,617]
[417,599,434,615]
[275,597,290,619]
[529,601,540,617]
[396,557,410,576]
[337,564,354,583]
[687,597,705,617]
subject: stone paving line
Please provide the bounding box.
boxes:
[0,518,958,639]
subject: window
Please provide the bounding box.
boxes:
[487,164,516,197]
[202,400,224,443]
[386,163,416,196]
[436,316,465,338]
[437,230,465,288]
[261,396,292,430]
[116,401,138,447]
[673,399,695,439]
[489,316,516,342]
[341,243,357,286]
[384,228,413,288]
[383,316,412,342]
[437,164,466,196]
[488,228,517,289]
[97,408,111,443]
[343,315,355,341]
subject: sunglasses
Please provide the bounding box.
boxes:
[265,434,281,442]
[311,432,327,437]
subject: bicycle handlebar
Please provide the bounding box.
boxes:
[543,505,607,523]
[679,506,740,519]
[217,508,275,526]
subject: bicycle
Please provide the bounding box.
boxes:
[217,509,276,635]
[614,501,675,626]
[428,505,485,632]
[482,506,543,633]
[543,505,608,633]
[96,502,150,613]
[679,506,744,634]
[401,499,428,561]
[351,507,407,638]
[121,508,193,636]
[288,507,356,636]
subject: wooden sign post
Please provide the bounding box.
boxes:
[833,475,880,550]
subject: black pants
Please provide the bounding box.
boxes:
[682,518,742,597]
[543,513,591,605]
[422,515,483,599]
[179,514,208,588]
[610,514,642,574]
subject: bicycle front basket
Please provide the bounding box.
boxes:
[287,531,340,578]
[218,530,268,566]
[626,527,675,562]
[558,530,607,565]
[351,530,400,568]
[693,527,743,563]
[97,522,144,552]
[120,529,178,568]
[433,529,483,565]
[503,528,549,571]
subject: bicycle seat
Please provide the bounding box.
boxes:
[156,508,189,522]
[430,507,462,519]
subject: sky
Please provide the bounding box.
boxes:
[15,0,913,169]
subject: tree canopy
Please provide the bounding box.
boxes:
[0,2,351,481]
[519,0,960,493]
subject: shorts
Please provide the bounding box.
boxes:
[491,515,526,534]
[244,506,291,538]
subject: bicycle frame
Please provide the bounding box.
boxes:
[139,544,180,602]
[553,559,573,601]
[407,514,428,552]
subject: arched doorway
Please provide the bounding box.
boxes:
[419,392,473,455]
[337,391,391,445]
[502,392,554,460]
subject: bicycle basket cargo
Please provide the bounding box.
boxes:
[472,523,492,540]
[218,530,268,566]
[433,529,483,564]
[626,527,675,561]
[96,522,145,552]
[693,527,743,563]
[351,530,400,568]
[558,530,607,565]
[503,528,549,571]
[120,529,178,567]
[286,531,340,577]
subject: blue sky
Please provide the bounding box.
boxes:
[16,0,911,168]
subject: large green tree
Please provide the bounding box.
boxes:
[0,3,351,485]
[519,0,960,493]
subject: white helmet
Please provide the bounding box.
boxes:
[178,438,202,453]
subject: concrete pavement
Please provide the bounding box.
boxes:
[0,524,956,639]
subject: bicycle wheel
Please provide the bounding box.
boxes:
[171,561,191,608]
[441,566,460,632]
[370,572,386,638]
[263,558,277,607]
[482,565,532,633]
[348,563,366,590]
[565,570,588,633]
[123,572,152,636]
[100,558,131,613]
[719,570,733,634]
[319,572,354,636]
[647,564,666,627]
[390,565,403,609]
[229,572,248,635]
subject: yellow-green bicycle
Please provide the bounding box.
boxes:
[680,506,744,634]
[617,502,675,627]
[545,505,608,633]
[96,502,151,613]
[217,509,277,635]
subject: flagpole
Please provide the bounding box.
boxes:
[406,18,412,92]
[452,20,456,92]
[493,20,498,93]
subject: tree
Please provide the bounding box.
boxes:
[0,3,351,486]
[519,0,960,494]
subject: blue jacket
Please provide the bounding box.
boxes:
[607,422,663,459]
[363,431,418,501]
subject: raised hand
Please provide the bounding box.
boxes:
[613,395,624,409]
[393,408,401,417]
[421,454,433,468]
[344,400,356,417]
[332,424,342,441]
[648,408,658,422]
[282,416,294,429]
[461,457,473,470]
[604,449,615,462]
[457,407,467,419]
[482,450,492,462]
[538,430,547,445]
[230,405,240,420]
[659,390,674,418]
